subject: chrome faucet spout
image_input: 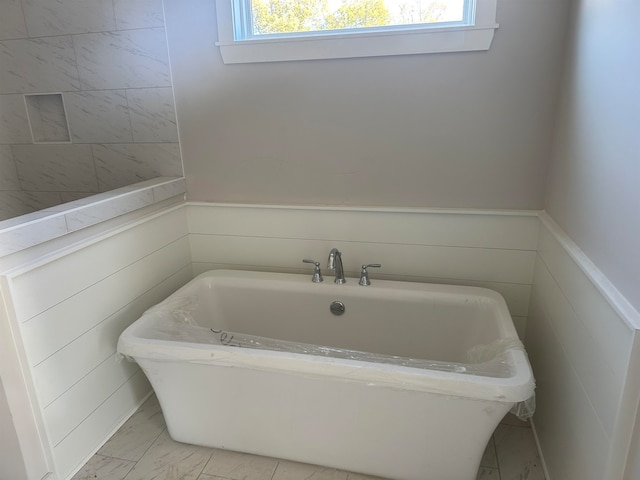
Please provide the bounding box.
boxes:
[328,248,346,284]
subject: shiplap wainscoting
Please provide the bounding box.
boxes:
[186,204,540,338]
[526,213,640,480]
[7,202,640,480]
[1,206,192,480]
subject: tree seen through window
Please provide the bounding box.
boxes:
[251,0,461,36]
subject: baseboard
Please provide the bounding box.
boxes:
[530,417,551,480]
[62,388,154,480]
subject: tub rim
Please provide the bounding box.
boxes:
[118,269,535,403]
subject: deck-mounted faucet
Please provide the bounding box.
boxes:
[327,248,346,284]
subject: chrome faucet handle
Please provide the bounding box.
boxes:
[302,259,323,283]
[359,264,381,286]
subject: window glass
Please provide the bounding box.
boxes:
[248,0,469,37]
[215,0,497,63]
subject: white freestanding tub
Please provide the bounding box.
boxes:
[118,270,534,480]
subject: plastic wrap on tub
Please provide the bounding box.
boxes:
[131,296,536,420]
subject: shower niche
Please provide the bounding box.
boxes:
[0,87,183,224]
[24,94,71,144]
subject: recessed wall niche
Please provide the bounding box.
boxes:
[24,93,71,143]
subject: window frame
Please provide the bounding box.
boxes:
[215,0,499,64]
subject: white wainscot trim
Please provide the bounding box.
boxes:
[530,212,640,480]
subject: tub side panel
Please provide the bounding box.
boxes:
[140,358,511,480]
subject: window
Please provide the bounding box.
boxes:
[215,0,498,64]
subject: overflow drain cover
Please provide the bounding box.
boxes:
[330,301,346,316]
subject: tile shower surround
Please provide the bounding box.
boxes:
[72,395,545,480]
[0,0,182,221]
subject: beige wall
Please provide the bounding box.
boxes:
[164,0,570,209]
[544,0,640,312]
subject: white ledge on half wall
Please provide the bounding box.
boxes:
[538,211,640,331]
[0,177,186,258]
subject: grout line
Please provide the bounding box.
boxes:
[120,426,170,479]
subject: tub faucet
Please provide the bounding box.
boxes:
[327,248,346,284]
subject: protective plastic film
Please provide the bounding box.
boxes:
[134,296,536,420]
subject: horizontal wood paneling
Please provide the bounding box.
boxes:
[3,206,193,480]
[537,225,634,370]
[40,265,192,448]
[44,354,140,446]
[20,238,192,367]
[531,261,623,438]
[187,204,540,250]
[526,300,609,480]
[10,208,188,322]
[188,205,537,342]
[526,219,637,480]
[189,235,536,285]
[53,370,151,479]
[32,265,192,407]
[191,262,532,318]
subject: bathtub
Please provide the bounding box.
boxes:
[118,269,534,480]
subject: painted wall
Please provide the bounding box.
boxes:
[164,0,571,209]
[544,0,640,312]
[0,0,183,221]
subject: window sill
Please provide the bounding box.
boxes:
[216,24,499,64]
[214,0,499,64]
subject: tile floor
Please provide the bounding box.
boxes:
[72,395,545,480]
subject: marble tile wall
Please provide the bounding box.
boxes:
[0,0,183,222]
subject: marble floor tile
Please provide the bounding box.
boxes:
[123,429,214,480]
[272,460,349,480]
[80,397,546,480]
[202,450,278,480]
[98,395,166,462]
[345,473,387,479]
[480,436,499,469]
[500,412,531,428]
[71,454,135,480]
[476,467,500,479]
[494,424,545,480]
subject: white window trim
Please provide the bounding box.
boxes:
[214,0,499,64]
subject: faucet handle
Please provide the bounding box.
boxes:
[359,264,381,286]
[303,259,323,283]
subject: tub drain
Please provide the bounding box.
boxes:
[330,301,346,316]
